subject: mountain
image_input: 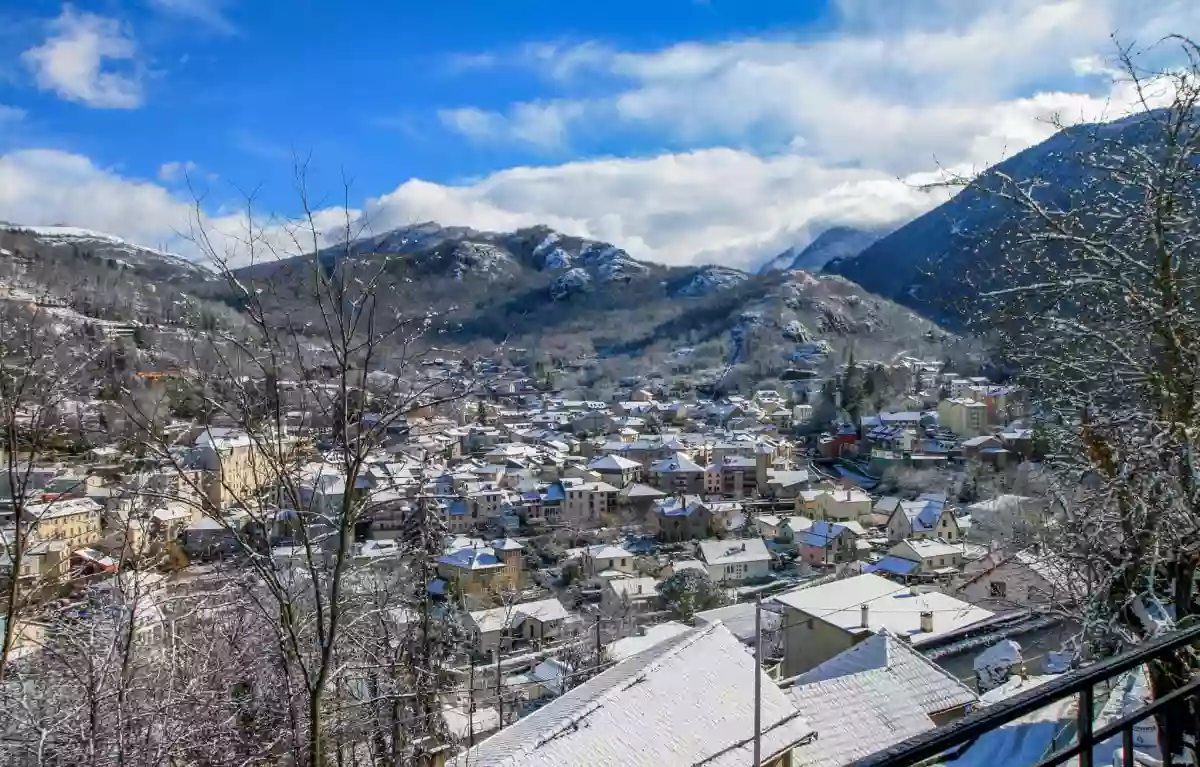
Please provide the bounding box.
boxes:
[1,225,209,282]
[823,112,1161,321]
[0,224,248,336]
[0,219,952,395]
[762,226,887,274]
[231,221,951,389]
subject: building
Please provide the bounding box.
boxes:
[937,398,988,437]
[586,455,642,487]
[956,548,1085,611]
[467,597,571,654]
[21,496,103,548]
[559,480,619,525]
[773,573,994,676]
[782,629,978,767]
[653,495,713,542]
[887,499,961,543]
[578,544,636,577]
[437,539,524,598]
[697,537,770,584]
[451,623,816,767]
[814,487,873,523]
[799,520,867,566]
[647,452,706,494]
[884,538,965,575]
[602,577,661,615]
[194,428,275,510]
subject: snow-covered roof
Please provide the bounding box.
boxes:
[695,601,781,645]
[893,538,963,559]
[606,577,659,602]
[698,537,770,566]
[787,629,977,715]
[648,451,704,473]
[469,598,570,635]
[606,621,691,661]
[618,482,666,498]
[772,574,994,645]
[439,548,503,570]
[787,671,935,767]
[451,623,814,767]
[588,455,641,472]
[586,544,633,560]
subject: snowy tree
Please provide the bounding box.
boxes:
[957,36,1200,755]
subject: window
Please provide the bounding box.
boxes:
[621,558,627,567]
[990,581,1007,598]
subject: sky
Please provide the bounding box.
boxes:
[0,0,1197,270]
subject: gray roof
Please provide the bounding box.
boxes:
[695,602,781,645]
[787,629,977,715]
[452,623,813,767]
[649,451,704,474]
[788,670,936,767]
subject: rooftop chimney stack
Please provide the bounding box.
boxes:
[919,611,934,633]
[860,604,870,628]
[909,583,920,596]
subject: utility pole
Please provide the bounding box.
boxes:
[753,594,763,767]
[594,616,603,674]
[494,645,503,727]
[468,659,476,747]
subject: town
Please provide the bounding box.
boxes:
[1,352,1074,767]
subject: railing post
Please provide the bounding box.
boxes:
[1121,725,1134,767]
[1077,684,1093,767]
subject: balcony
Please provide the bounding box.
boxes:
[848,623,1200,767]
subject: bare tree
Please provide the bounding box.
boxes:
[955,36,1200,757]
[78,167,498,765]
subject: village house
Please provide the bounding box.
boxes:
[586,455,642,487]
[654,494,713,542]
[956,547,1084,611]
[698,537,770,584]
[782,629,978,756]
[882,538,965,576]
[799,520,867,566]
[193,427,291,510]
[887,498,961,543]
[814,486,873,523]
[437,538,524,598]
[577,543,636,577]
[647,451,706,494]
[772,573,994,676]
[467,597,571,654]
[602,576,661,615]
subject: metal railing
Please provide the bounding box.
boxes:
[848,623,1200,767]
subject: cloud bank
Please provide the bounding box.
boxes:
[4,0,1200,269]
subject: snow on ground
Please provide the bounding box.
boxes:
[947,675,1074,767]
[948,668,1164,767]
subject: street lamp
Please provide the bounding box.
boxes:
[754,594,788,766]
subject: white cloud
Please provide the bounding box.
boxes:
[144,0,236,35]
[157,160,198,182]
[438,101,585,150]
[359,149,952,270]
[5,0,1200,274]
[22,7,144,109]
[0,149,346,268]
[0,106,27,124]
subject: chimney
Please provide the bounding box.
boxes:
[860,604,870,628]
[909,583,920,596]
[919,611,934,633]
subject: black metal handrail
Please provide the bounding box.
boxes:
[847,622,1200,767]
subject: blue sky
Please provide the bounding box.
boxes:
[0,0,1197,269]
